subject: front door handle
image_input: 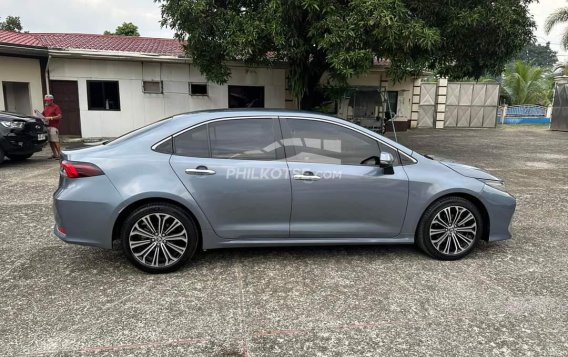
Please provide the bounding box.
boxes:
[293,172,321,181]
[185,166,216,176]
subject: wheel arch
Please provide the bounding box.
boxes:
[111,197,203,248]
[419,192,491,241]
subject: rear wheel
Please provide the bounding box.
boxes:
[121,204,198,273]
[7,153,33,161]
[416,197,483,260]
[0,147,4,165]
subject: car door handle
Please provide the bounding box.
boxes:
[185,167,216,176]
[293,174,321,181]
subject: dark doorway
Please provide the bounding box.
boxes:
[386,91,398,119]
[228,86,265,108]
[49,80,81,136]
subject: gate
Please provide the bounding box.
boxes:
[418,83,436,128]
[551,83,568,131]
[444,83,499,128]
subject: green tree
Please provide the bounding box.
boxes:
[545,6,568,50]
[517,41,558,67]
[501,61,553,105]
[0,16,23,32]
[157,0,535,109]
[104,22,140,36]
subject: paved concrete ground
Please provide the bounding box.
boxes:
[0,126,567,356]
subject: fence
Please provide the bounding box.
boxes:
[498,105,551,124]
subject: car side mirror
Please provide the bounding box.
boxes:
[379,152,394,168]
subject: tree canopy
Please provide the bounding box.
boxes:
[0,16,23,32]
[545,6,568,50]
[104,22,140,36]
[501,61,553,106]
[517,41,558,68]
[157,0,535,109]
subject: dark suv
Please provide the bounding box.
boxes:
[0,111,48,164]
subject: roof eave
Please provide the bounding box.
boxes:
[0,43,48,57]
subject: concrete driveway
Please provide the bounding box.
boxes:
[1,126,567,356]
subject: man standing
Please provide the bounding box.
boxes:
[42,94,62,159]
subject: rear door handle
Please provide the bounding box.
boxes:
[293,173,321,181]
[185,166,216,176]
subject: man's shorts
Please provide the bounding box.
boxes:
[48,127,59,142]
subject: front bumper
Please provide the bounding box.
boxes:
[480,184,516,242]
[0,132,48,155]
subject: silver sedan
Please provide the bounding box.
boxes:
[53,110,516,273]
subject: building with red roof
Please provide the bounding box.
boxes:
[0,30,414,138]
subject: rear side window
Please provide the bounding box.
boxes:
[209,119,280,160]
[172,118,282,160]
[174,125,209,158]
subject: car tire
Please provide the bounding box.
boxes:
[121,203,199,273]
[0,147,4,165]
[7,153,33,161]
[416,196,483,260]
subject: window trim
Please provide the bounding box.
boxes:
[86,80,121,111]
[189,82,208,96]
[152,115,416,164]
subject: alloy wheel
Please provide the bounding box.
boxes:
[429,206,477,256]
[128,213,189,268]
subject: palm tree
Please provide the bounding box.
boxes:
[545,6,568,50]
[501,61,554,106]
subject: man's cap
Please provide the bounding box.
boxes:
[44,94,54,101]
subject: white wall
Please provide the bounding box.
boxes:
[49,58,287,138]
[0,56,43,115]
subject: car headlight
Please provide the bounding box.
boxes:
[478,179,507,192]
[0,121,25,129]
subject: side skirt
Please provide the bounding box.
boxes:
[203,236,415,250]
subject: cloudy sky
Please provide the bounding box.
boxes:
[2,0,568,59]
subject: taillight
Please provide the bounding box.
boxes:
[60,160,104,178]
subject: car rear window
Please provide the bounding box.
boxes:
[104,117,173,146]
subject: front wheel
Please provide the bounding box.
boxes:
[416,197,483,260]
[121,204,199,273]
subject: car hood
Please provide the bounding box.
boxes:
[439,160,500,181]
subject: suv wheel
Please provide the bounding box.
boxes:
[7,153,33,161]
[121,204,199,273]
[416,197,483,260]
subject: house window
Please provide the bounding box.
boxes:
[143,81,163,94]
[87,81,120,111]
[386,91,398,119]
[228,85,264,108]
[190,83,208,96]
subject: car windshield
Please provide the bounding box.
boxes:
[103,117,173,146]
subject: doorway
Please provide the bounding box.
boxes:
[2,82,32,115]
[49,80,82,136]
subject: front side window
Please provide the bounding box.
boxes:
[283,119,380,165]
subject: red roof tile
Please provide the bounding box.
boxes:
[0,30,42,47]
[0,30,185,57]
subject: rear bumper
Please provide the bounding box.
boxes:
[53,175,123,249]
[480,184,516,242]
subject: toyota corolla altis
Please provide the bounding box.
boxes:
[53,110,516,273]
